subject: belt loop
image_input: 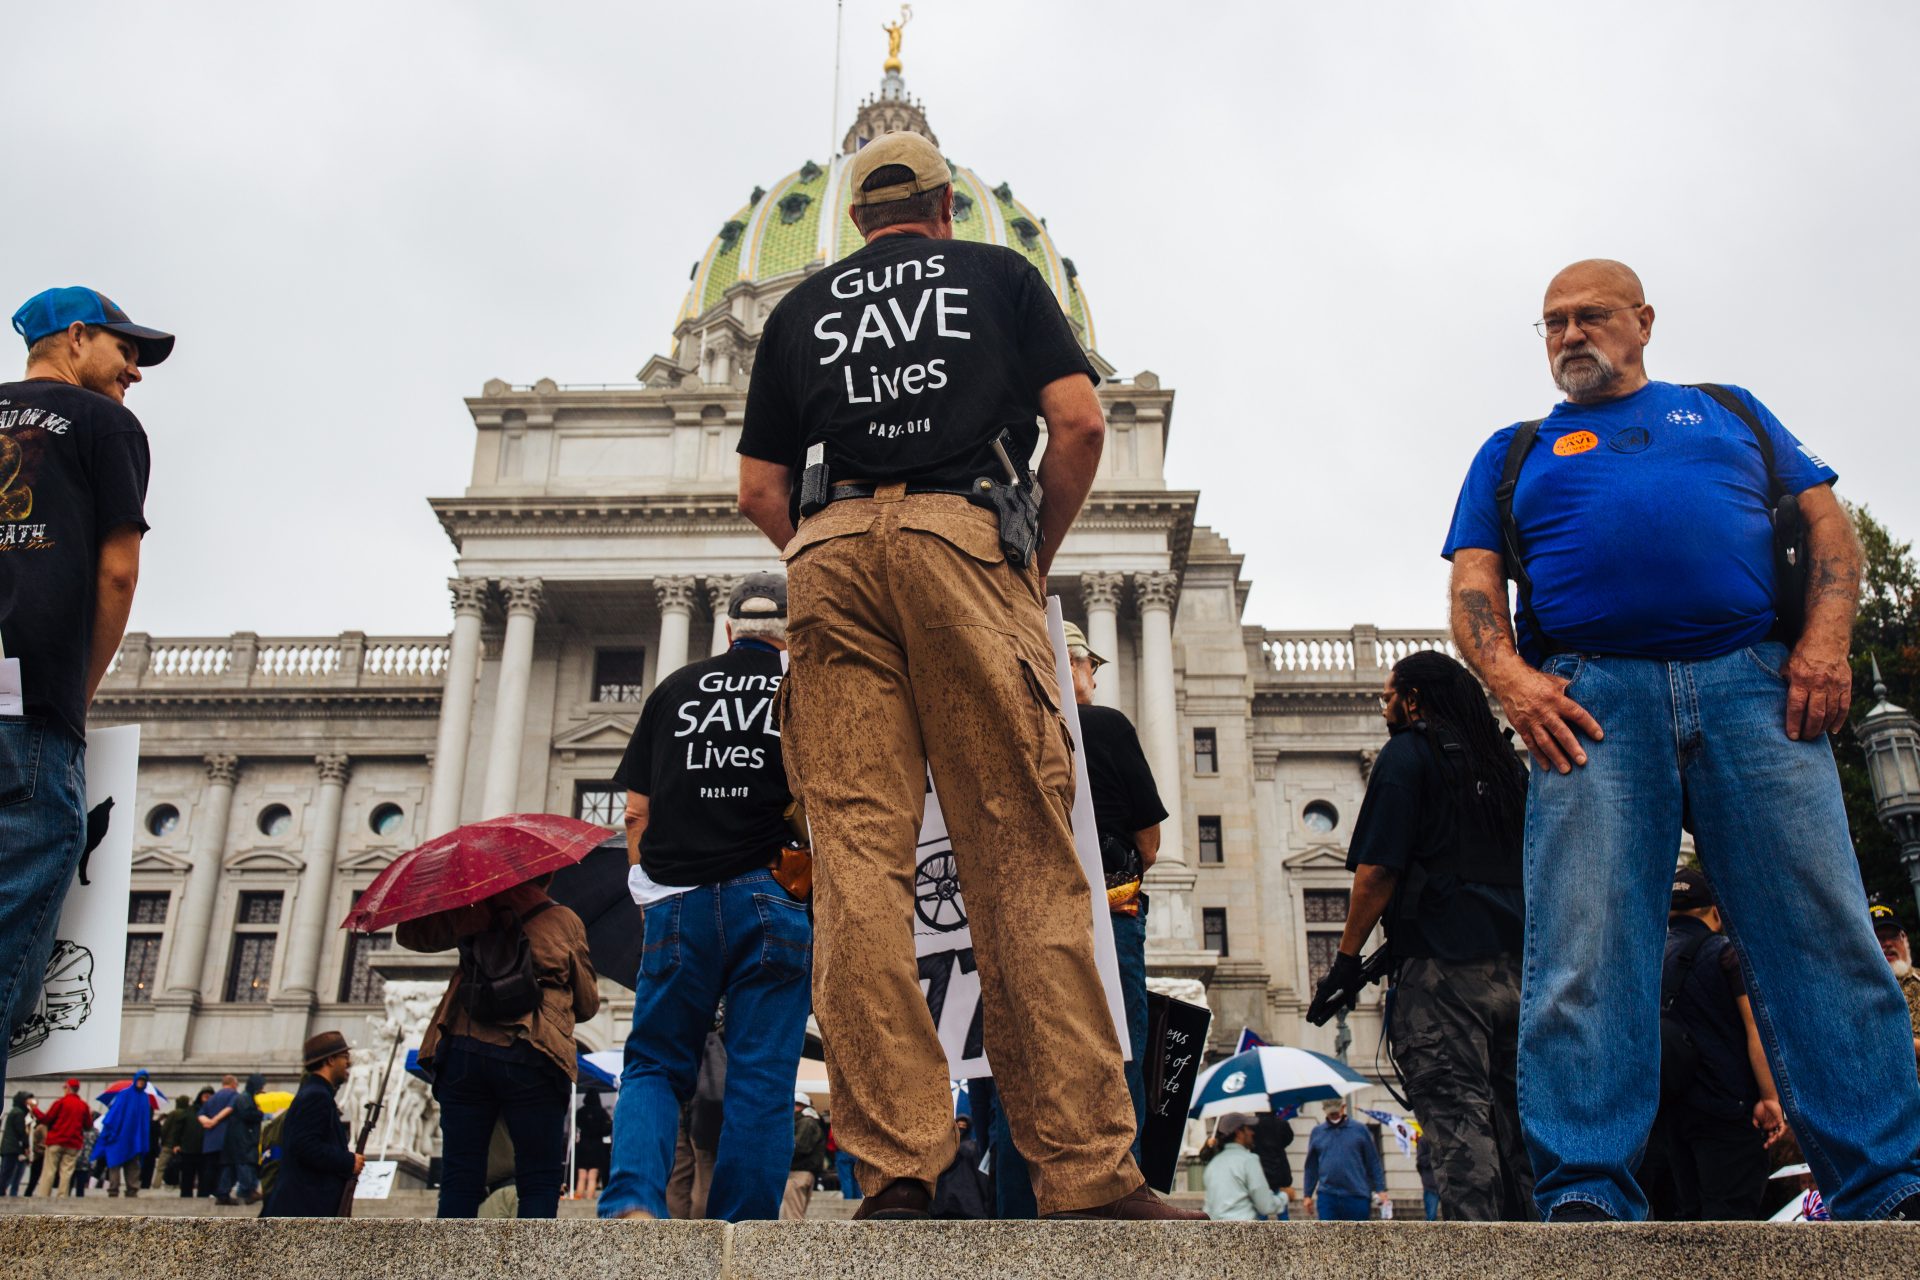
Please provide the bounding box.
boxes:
[875,482,908,503]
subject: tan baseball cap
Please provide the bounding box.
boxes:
[848,132,951,207]
[1062,621,1108,668]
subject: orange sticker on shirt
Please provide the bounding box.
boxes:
[1553,430,1599,456]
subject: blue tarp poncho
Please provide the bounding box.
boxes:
[96,1082,153,1168]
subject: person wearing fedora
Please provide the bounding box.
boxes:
[261,1032,362,1217]
[1,287,171,1085]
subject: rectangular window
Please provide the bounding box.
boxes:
[1193,728,1218,775]
[1303,889,1350,924]
[339,931,393,1004]
[237,891,282,925]
[574,782,624,827]
[1306,931,1344,985]
[225,935,277,1003]
[1197,816,1223,864]
[124,935,162,1004]
[127,891,170,925]
[1304,889,1351,987]
[1202,907,1229,955]
[593,649,648,703]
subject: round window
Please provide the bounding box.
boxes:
[1302,800,1339,833]
[146,804,180,837]
[257,803,293,837]
[370,803,405,837]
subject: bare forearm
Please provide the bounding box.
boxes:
[1338,864,1399,956]
[1034,433,1100,576]
[1800,497,1861,655]
[624,793,650,867]
[85,581,138,706]
[1448,551,1530,689]
[1738,995,1778,1102]
[738,458,797,552]
[1134,824,1161,870]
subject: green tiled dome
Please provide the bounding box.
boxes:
[679,154,1097,354]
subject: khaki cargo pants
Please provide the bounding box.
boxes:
[779,487,1141,1215]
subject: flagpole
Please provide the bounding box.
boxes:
[829,0,845,157]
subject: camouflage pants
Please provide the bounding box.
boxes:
[1390,952,1535,1221]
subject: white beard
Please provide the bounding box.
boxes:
[1893,958,1914,980]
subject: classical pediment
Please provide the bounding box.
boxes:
[552,713,640,752]
[132,847,193,873]
[223,847,305,874]
[337,845,402,873]
[1282,843,1351,872]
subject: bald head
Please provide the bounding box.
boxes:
[1545,259,1645,309]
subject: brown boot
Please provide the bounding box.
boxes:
[851,1179,931,1221]
[1046,1181,1208,1221]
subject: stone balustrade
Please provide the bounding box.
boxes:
[1258,626,1455,676]
[106,632,450,689]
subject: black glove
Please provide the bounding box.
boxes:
[1306,951,1365,1026]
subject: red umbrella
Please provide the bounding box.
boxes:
[340,814,611,933]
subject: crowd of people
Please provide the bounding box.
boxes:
[4,132,1920,1232]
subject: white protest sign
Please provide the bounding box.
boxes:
[355,1159,399,1200]
[7,724,138,1077]
[912,598,1127,1079]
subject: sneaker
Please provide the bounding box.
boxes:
[851,1179,932,1220]
[1547,1201,1614,1223]
[213,1195,238,1206]
[1889,1193,1920,1221]
[1046,1181,1208,1221]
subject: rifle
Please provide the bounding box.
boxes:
[337,1037,402,1218]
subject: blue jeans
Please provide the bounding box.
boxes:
[1424,1189,1440,1220]
[1317,1190,1371,1220]
[432,1040,571,1218]
[836,1149,861,1199]
[991,900,1149,1218]
[215,1159,259,1199]
[600,870,812,1222]
[0,718,86,1082]
[1519,642,1920,1221]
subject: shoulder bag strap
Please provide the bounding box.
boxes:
[1494,420,1563,657]
[1661,929,1712,1014]
[1690,383,1779,498]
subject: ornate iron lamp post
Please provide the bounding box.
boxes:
[1859,657,1920,916]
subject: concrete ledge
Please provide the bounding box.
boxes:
[0,1216,1911,1280]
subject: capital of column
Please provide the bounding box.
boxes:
[203,753,240,787]
[705,575,743,615]
[1082,571,1125,611]
[1136,571,1180,613]
[315,753,352,786]
[656,575,698,615]
[448,577,488,618]
[500,577,544,618]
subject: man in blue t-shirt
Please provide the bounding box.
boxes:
[1441,259,1920,1224]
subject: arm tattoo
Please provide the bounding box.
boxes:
[1459,588,1514,660]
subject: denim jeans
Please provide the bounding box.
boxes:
[1519,641,1920,1221]
[432,1040,571,1218]
[215,1158,259,1200]
[0,1153,22,1195]
[991,900,1149,1218]
[1317,1190,1371,1221]
[599,870,812,1222]
[0,718,86,1081]
[836,1149,861,1199]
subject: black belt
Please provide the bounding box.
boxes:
[822,481,980,506]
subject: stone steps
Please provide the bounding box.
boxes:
[0,1216,1907,1280]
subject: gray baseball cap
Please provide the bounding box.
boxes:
[728,571,787,619]
[1216,1111,1256,1135]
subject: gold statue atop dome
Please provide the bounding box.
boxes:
[882,5,912,73]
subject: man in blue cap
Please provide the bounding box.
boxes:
[1,287,170,1084]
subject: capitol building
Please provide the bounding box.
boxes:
[43,61,1451,1169]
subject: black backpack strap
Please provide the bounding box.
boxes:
[1494,420,1563,658]
[1689,384,1779,499]
[1661,929,1712,1014]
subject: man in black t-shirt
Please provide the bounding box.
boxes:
[737,131,1191,1222]
[1305,650,1533,1220]
[597,573,811,1224]
[1,286,169,1084]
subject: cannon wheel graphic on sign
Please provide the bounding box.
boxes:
[7,941,95,1057]
[914,847,966,932]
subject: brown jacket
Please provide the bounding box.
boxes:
[396,884,599,1082]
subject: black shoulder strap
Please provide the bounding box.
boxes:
[1661,929,1712,1014]
[1689,383,1780,500]
[1495,421,1561,657]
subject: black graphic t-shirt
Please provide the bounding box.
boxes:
[738,234,1098,512]
[1080,705,1168,844]
[0,380,151,744]
[612,642,791,887]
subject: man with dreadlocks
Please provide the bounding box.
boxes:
[1305,649,1533,1220]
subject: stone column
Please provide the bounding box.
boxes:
[427,578,488,837]
[479,577,543,818]
[707,575,742,656]
[278,754,352,1003]
[1136,571,1185,868]
[163,754,240,999]
[655,576,697,677]
[1082,572,1125,710]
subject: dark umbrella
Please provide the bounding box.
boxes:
[340,814,609,933]
[549,836,643,990]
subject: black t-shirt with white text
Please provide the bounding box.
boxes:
[738,234,1098,513]
[0,380,151,743]
[612,642,791,887]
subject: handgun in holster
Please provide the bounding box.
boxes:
[798,442,832,518]
[968,429,1044,570]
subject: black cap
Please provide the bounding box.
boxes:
[1671,866,1715,912]
[1870,902,1910,935]
[727,571,787,619]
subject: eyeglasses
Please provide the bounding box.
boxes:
[1533,303,1643,338]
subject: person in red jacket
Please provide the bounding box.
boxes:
[32,1079,92,1198]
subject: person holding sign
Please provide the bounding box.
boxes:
[737,131,1198,1222]
[598,573,812,1223]
[0,287,169,1084]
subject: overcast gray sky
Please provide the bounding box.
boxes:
[6,1,1915,640]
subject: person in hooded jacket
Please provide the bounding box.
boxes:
[0,1093,33,1195]
[96,1071,154,1197]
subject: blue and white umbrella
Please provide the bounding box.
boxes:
[1187,1046,1370,1120]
